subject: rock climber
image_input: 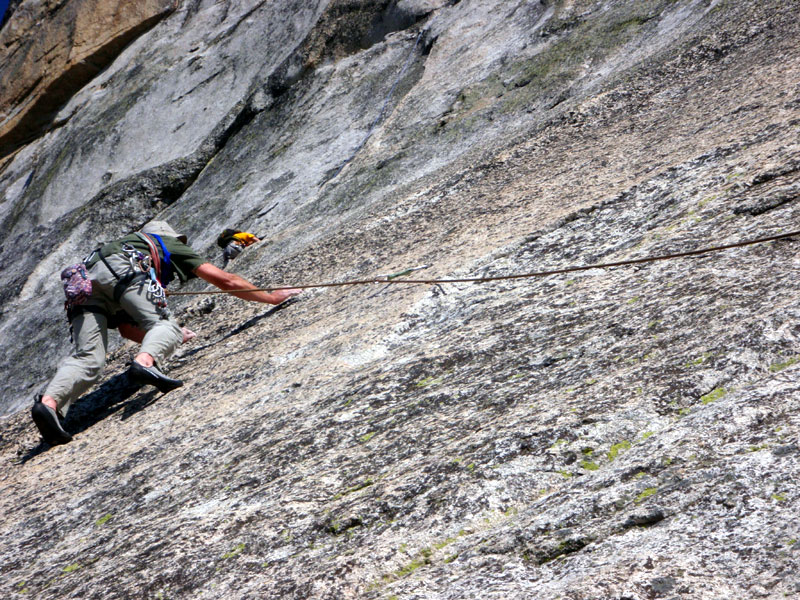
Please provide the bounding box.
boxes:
[217,228,260,268]
[31,221,300,446]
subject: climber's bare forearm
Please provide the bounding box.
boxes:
[193,263,301,304]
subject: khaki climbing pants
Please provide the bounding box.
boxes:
[44,253,183,417]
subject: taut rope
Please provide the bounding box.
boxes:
[166,229,800,297]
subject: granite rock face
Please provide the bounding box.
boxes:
[0,0,178,157]
[1,0,799,598]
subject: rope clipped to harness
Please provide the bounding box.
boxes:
[133,233,173,316]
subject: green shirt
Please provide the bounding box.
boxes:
[88,234,205,284]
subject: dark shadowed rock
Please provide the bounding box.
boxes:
[0,0,178,158]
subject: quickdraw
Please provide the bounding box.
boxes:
[120,242,149,272]
[147,267,167,309]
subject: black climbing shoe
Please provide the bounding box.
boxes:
[127,361,184,394]
[31,397,73,445]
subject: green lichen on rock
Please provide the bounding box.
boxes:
[333,478,374,500]
[700,387,726,404]
[769,356,800,372]
[434,537,457,550]
[607,440,631,461]
[686,351,714,368]
[394,557,426,578]
[416,375,443,388]
[635,488,658,503]
[221,543,246,560]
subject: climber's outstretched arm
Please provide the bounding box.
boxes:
[193,263,300,304]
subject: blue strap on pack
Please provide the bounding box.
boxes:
[149,233,174,285]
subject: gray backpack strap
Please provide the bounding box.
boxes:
[95,248,147,301]
[98,251,122,281]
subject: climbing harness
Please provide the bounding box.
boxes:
[166,229,800,297]
[89,233,172,316]
[60,232,177,340]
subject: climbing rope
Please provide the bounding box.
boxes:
[166,229,800,297]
